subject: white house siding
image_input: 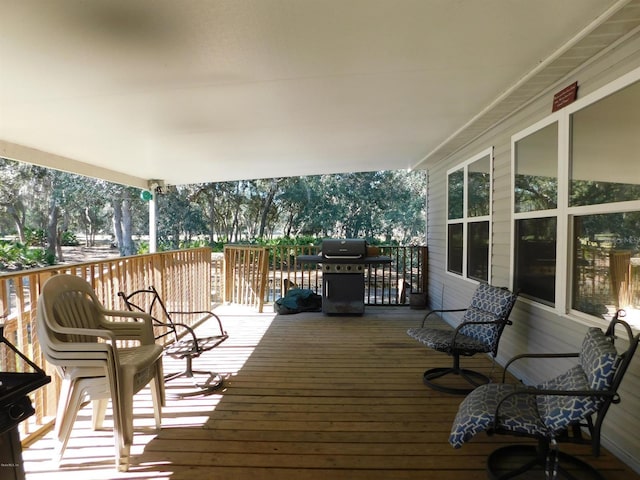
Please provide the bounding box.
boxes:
[424,30,640,472]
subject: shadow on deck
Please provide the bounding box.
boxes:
[21,306,639,480]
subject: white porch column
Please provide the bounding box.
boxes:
[149,192,157,253]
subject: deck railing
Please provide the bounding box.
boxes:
[0,247,212,443]
[223,244,428,309]
[223,245,270,312]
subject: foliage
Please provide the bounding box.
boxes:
[257,236,320,247]
[514,174,557,212]
[24,228,46,247]
[1,156,427,271]
[0,240,54,270]
[61,230,80,246]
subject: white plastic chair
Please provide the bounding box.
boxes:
[36,274,164,472]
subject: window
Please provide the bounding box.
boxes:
[448,169,464,220]
[569,78,640,322]
[447,148,492,282]
[514,217,556,305]
[468,221,490,282]
[513,70,640,325]
[513,120,559,304]
[447,223,463,275]
[570,80,640,207]
[514,122,558,213]
[573,213,640,318]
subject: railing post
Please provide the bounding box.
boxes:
[420,246,429,294]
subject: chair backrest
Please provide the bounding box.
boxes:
[537,311,639,439]
[118,286,177,343]
[458,284,518,354]
[38,274,107,343]
[36,275,114,372]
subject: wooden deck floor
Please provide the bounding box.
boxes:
[22,306,639,480]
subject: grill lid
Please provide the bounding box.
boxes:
[321,239,366,259]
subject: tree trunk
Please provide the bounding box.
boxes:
[112,194,135,256]
[258,182,278,239]
[46,202,60,261]
[8,205,27,243]
[112,201,123,253]
[56,228,64,260]
[84,207,94,246]
[121,198,135,256]
[209,195,216,243]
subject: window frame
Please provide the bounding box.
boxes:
[446,147,493,282]
[511,65,640,327]
[511,116,563,306]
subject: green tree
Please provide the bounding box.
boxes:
[0,158,49,242]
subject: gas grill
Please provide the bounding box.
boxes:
[297,239,391,315]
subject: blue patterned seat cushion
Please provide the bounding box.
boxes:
[449,327,619,448]
[537,328,618,432]
[580,328,617,390]
[449,383,544,448]
[460,284,517,346]
[468,283,517,317]
[407,325,492,354]
[458,308,503,348]
[536,365,592,433]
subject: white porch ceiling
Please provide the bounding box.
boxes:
[1,0,639,188]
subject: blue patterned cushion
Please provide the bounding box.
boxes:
[468,283,517,317]
[449,383,543,448]
[406,326,491,354]
[535,328,619,433]
[580,328,617,390]
[460,284,516,347]
[458,308,502,346]
[536,365,593,433]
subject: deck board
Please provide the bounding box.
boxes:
[22,306,639,480]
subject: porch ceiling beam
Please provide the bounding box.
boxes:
[0,140,148,189]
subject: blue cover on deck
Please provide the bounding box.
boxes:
[275,288,322,315]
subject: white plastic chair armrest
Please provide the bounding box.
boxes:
[99,310,156,344]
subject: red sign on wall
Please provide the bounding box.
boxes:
[552,81,578,112]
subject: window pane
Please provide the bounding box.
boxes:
[573,212,640,319]
[448,223,463,275]
[515,217,556,305]
[468,221,489,282]
[570,80,640,206]
[468,155,490,217]
[448,169,464,219]
[515,123,558,213]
